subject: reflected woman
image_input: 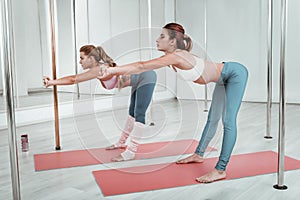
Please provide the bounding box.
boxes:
[43,44,157,162]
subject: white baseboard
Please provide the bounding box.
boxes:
[0,90,175,130]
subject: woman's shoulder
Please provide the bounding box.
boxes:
[173,49,194,58]
[173,50,196,66]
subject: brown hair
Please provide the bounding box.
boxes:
[79,45,116,67]
[163,23,192,52]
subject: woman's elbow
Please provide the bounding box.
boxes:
[70,76,77,84]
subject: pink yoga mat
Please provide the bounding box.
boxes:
[92,151,300,196]
[34,139,215,171]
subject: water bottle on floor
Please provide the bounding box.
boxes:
[21,134,29,152]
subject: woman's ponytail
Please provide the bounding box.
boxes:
[96,46,116,67]
[183,34,193,52]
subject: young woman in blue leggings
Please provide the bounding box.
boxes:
[98,23,248,183]
[105,71,157,162]
[43,44,157,162]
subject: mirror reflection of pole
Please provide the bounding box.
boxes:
[147,0,153,59]
[273,0,287,190]
[138,0,142,60]
[72,0,80,99]
[50,0,61,150]
[174,0,177,21]
[265,0,273,139]
[203,0,208,112]
[1,0,21,199]
[147,0,155,126]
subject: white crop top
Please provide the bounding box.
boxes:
[175,56,220,83]
[175,56,204,81]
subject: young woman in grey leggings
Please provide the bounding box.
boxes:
[43,44,157,162]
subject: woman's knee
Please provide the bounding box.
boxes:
[223,121,236,133]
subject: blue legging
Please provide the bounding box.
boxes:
[129,71,157,124]
[195,62,248,171]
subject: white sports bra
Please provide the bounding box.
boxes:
[175,56,204,82]
[174,56,221,83]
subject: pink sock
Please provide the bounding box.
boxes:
[114,115,135,147]
[121,122,145,160]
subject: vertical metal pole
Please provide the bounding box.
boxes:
[1,0,21,199]
[147,0,153,59]
[49,0,61,150]
[86,0,90,44]
[265,0,273,139]
[174,0,177,22]
[86,0,93,91]
[147,0,155,126]
[203,0,208,112]
[109,0,112,54]
[1,0,19,108]
[72,0,80,99]
[37,0,45,81]
[138,0,142,60]
[273,0,288,190]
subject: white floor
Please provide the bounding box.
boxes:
[1,99,300,200]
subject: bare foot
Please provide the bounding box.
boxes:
[176,154,204,164]
[105,144,126,150]
[196,169,226,183]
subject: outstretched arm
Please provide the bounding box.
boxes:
[99,53,181,78]
[43,67,99,88]
[43,75,75,87]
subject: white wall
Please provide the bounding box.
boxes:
[37,0,52,83]
[0,0,177,128]
[176,0,267,102]
[175,0,207,100]
[0,6,3,93]
[11,0,44,96]
[1,0,300,129]
[55,0,76,93]
[1,0,172,97]
[285,0,300,103]
[1,0,299,102]
[175,0,300,103]
[74,0,171,95]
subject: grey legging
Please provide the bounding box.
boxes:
[129,71,157,124]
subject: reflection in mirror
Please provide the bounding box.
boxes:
[0,0,168,112]
[0,10,3,110]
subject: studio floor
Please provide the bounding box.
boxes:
[1,98,300,200]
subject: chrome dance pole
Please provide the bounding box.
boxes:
[174,0,177,22]
[273,0,288,190]
[147,0,153,59]
[265,0,273,139]
[72,0,80,99]
[147,0,155,126]
[203,0,208,112]
[1,0,21,199]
